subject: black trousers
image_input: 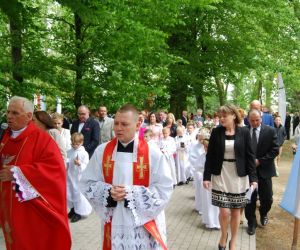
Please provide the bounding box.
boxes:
[285,127,290,140]
[245,176,273,226]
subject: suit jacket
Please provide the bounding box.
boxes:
[285,114,291,128]
[203,126,257,183]
[250,124,279,179]
[70,117,100,158]
[98,116,115,144]
[181,116,188,127]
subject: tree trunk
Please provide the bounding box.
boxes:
[10,15,23,86]
[0,0,24,91]
[257,79,263,102]
[169,81,187,119]
[74,13,84,109]
[195,82,204,110]
[215,77,225,106]
[195,94,204,111]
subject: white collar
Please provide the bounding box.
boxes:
[11,126,27,138]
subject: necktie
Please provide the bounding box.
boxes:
[251,128,257,153]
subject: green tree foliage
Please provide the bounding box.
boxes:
[0,0,299,117]
[167,0,300,115]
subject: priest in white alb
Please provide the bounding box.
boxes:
[80,104,173,250]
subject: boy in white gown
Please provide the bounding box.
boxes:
[67,132,92,222]
[80,104,173,249]
[189,129,220,229]
[159,127,177,186]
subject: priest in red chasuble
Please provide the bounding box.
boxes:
[0,96,71,250]
[81,104,173,249]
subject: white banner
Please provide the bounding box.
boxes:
[56,97,62,114]
[277,72,286,125]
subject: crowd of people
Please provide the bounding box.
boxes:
[0,95,299,250]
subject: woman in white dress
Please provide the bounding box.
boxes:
[203,105,257,250]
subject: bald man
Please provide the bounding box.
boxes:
[71,105,100,158]
[244,100,274,127]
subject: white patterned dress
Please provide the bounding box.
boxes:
[211,135,249,208]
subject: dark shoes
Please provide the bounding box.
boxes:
[260,216,269,226]
[68,208,75,219]
[177,181,184,186]
[71,213,82,223]
[68,208,82,223]
[218,233,228,250]
[218,244,226,250]
[247,216,268,235]
[247,224,256,235]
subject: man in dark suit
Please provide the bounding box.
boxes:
[293,112,299,135]
[181,110,188,127]
[71,105,100,158]
[284,112,291,140]
[245,109,279,236]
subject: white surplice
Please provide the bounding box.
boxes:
[159,136,177,185]
[67,146,92,216]
[189,142,220,229]
[80,136,173,249]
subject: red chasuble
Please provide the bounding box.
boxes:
[0,122,71,250]
[102,137,167,250]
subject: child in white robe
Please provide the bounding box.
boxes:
[189,129,220,229]
[159,127,177,186]
[185,122,199,182]
[175,126,189,185]
[67,132,92,222]
[143,128,158,148]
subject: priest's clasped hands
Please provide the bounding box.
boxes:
[110,185,126,201]
[0,164,14,182]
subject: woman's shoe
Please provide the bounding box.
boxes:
[218,233,228,250]
[218,244,226,250]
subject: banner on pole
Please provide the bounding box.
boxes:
[280,145,300,219]
[277,72,286,125]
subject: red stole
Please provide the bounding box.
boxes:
[102,137,167,250]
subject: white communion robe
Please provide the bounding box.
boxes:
[67,146,92,216]
[185,130,198,179]
[80,136,173,249]
[159,136,177,185]
[189,142,220,229]
[175,135,189,183]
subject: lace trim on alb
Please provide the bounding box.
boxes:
[11,166,39,202]
[125,186,162,226]
[85,181,113,222]
[111,225,159,249]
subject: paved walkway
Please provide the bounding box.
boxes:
[0,182,255,249]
